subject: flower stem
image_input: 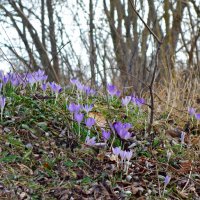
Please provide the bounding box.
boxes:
[78,124,80,137]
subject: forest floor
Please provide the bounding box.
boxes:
[0,72,200,200]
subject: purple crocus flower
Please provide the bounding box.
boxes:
[122,96,132,106]
[113,121,123,132]
[74,112,84,124]
[125,151,133,161]
[0,83,2,92]
[76,82,85,91]
[85,117,95,129]
[2,75,9,85]
[85,136,96,146]
[0,96,6,120]
[195,113,200,120]
[118,129,132,140]
[49,82,62,94]
[34,70,47,82]
[113,121,132,140]
[49,82,62,102]
[84,86,95,96]
[41,83,48,92]
[101,128,111,141]
[82,104,93,114]
[132,96,145,107]
[68,103,81,113]
[27,73,37,85]
[116,90,121,97]
[0,70,4,80]
[164,175,171,186]
[10,75,20,87]
[70,78,79,85]
[0,96,6,109]
[36,69,45,76]
[107,84,117,96]
[120,150,132,161]
[136,98,145,107]
[112,147,121,156]
[41,75,48,82]
[123,123,132,130]
[188,107,196,116]
[180,131,186,144]
[119,150,127,162]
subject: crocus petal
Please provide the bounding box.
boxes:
[0,96,6,108]
[85,117,95,129]
[74,112,84,123]
[122,96,131,106]
[125,151,133,161]
[188,107,196,116]
[85,136,96,146]
[195,113,200,120]
[112,147,121,156]
[101,129,111,141]
[164,175,171,186]
[107,84,117,96]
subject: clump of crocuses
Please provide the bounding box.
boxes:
[113,121,132,140]
[112,146,133,174]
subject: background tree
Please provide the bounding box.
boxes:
[0,0,199,90]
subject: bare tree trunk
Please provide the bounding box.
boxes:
[41,0,46,50]
[46,0,60,81]
[7,1,57,80]
[89,0,96,86]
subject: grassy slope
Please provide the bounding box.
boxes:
[0,82,199,200]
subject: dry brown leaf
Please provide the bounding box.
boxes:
[191,136,200,148]
[165,129,181,139]
[97,152,105,161]
[165,130,190,143]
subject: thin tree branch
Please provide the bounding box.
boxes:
[128,0,162,44]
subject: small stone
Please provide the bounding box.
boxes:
[133,176,139,181]
[126,175,132,182]
[128,142,137,149]
[19,192,27,199]
[25,143,33,149]
[123,190,132,195]
[5,142,10,146]
[45,132,50,137]
[4,127,10,133]
[147,189,152,194]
